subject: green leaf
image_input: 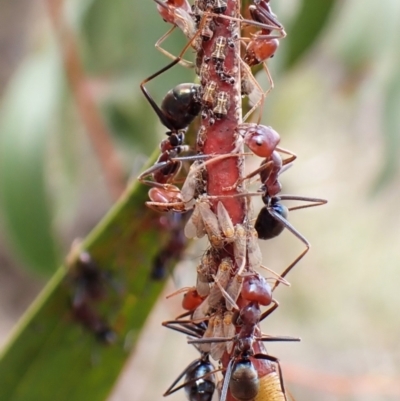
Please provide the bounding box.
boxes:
[0,46,62,275]
[0,150,185,401]
[80,0,190,78]
[282,0,336,70]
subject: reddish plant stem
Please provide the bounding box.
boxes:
[197,1,277,400]
[198,0,245,225]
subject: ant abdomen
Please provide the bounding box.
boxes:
[229,359,259,401]
[255,202,288,240]
[161,83,202,130]
[184,360,216,401]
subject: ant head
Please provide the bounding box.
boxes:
[241,274,272,306]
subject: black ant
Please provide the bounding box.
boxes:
[220,144,326,290]
[188,302,299,401]
[68,251,117,344]
[138,22,208,189]
[162,312,217,401]
[241,0,286,122]
[139,67,201,186]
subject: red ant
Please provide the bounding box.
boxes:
[164,276,291,400]
[213,129,326,289]
[240,148,325,289]
[244,0,286,68]
[144,152,247,213]
[153,0,227,67]
[188,301,299,401]
[242,0,286,122]
[152,0,199,67]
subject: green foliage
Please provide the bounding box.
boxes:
[0,153,174,401]
[282,0,336,70]
[0,45,62,274]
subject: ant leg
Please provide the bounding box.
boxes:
[223,148,297,192]
[243,61,275,124]
[140,58,184,129]
[163,359,201,396]
[256,335,301,342]
[253,353,288,398]
[137,154,212,186]
[279,195,327,212]
[270,196,327,288]
[276,147,297,160]
[241,59,268,124]
[213,275,240,311]
[163,358,224,397]
[224,160,275,191]
[140,16,207,129]
[188,336,234,346]
[145,200,186,212]
[259,298,279,321]
[208,12,285,33]
[164,361,222,397]
[220,358,234,401]
[259,265,291,287]
[155,25,195,68]
[267,208,311,290]
[181,152,250,180]
[162,319,204,338]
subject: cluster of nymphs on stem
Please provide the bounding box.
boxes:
[139,1,326,401]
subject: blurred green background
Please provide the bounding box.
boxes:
[0,0,400,400]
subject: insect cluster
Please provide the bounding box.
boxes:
[139,1,327,400]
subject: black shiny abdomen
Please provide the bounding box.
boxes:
[161,84,202,130]
[184,360,215,401]
[255,203,287,239]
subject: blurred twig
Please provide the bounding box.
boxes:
[46,0,126,199]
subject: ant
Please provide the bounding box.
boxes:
[220,122,296,191]
[215,147,326,290]
[188,301,299,401]
[144,152,247,213]
[163,350,216,401]
[138,57,202,186]
[193,0,227,15]
[162,312,218,401]
[153,0,227,67]
[152,0,199,67]
[138,33,205,205]
[241,0,286,122]
[138,8,227,183]
[68,250,117,344]
[241,149,325,289]
[237,151,325,289]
